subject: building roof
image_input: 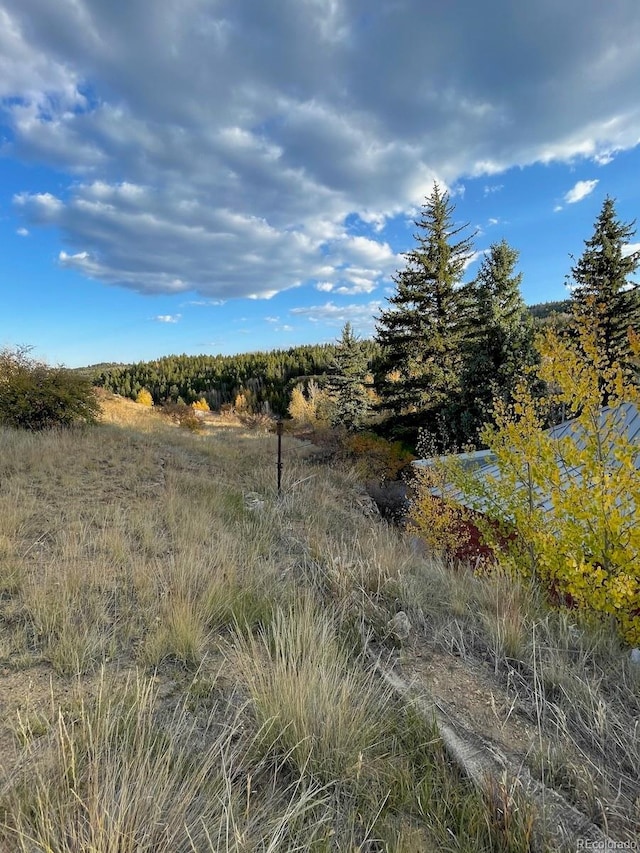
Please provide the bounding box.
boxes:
[414,401,640,516]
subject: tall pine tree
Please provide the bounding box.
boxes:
[328,322,370,430]
[375,184,475,429]
[458,239,535,439]
[569,196,640,394]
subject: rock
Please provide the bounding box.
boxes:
[387,611,412,642]
[631,648,640,665]
[244,491,265,512]
[354,492,380,518]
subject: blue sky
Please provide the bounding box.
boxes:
[1,0,640,368]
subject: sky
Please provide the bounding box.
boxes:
[1,0,640,368]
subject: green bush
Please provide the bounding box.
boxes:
[0,347,100,430]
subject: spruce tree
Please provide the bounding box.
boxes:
[328,322,370,430]
[375,184,475,423]
[569,196,640,393]
[458,239,535,439]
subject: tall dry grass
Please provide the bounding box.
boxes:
[2,673,334,852]
[0,394,636,847]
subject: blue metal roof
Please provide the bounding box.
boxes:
[414,402,640,516]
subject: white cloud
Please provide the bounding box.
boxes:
[3,1,640,301]
[16,227,29,236]
[564,179,599,204]
[622,242,640,258]
[59,250,89,262]
[334,282,376,295]
[462,249,487,271]
[154,314,181,324]
[339,236,395,267]
[594,150,617,166]
[15,191,63,221]
[289,300,382,331]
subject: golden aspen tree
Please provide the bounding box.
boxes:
[428,324,640,642]
[136,388,153,406]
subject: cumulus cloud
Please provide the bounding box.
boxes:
[3,0,640,300]
[622,242,640,258]
[564,179,600,204]
[16,227,29,236]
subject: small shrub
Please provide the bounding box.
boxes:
[136,388,154,406]
[234,391,249,412]
[408,467,469,556]
[192,397,210,411]
[287,380,333,427]
[343,432,415,481]
[238,412,273,432]
[160,401,201,432]
[0,347,100,430]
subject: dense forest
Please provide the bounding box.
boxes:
[95,342,381,416]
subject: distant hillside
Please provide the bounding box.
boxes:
[72,362,131,381]
[94,342,381,415]
[528,299,572,320]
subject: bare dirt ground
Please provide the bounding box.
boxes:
[400,649,538,757]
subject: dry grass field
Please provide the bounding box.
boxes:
[0,393,637,851]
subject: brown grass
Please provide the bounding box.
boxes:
[0,391,635,848]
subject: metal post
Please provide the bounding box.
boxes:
[276,419,283,494]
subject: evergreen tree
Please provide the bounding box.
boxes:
[375,184,475,423]
[458,239,535,439]
[569,196,640,394]
[328,323,370,430]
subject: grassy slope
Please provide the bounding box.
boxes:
[0,394,637,850]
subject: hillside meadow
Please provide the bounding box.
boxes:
[0,393,637,851]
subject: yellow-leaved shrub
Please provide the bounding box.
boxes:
[408,467,469,556]
[287,381,333,427]
[136,388,153,406]
[344,432,414,481]
[433,324,640,644]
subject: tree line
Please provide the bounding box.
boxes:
[95,343,378,416]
